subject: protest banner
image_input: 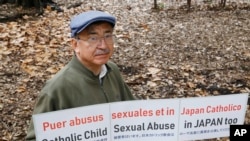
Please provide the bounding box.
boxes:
[110,99,179,141]
[33,93,248,141]
[33,104,110,141]
[178,94,248,140]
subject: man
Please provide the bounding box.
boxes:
[25,10,135,140]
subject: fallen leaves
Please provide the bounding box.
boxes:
[0,0,250,140]
[147,67,161,75]
[0,46,12,55]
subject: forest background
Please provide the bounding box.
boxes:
[0,0,250,140]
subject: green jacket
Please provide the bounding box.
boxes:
[25,56,135,140]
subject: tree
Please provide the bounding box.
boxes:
[219,0,227,7]
[187,0,191,10]
[153,0,157,9]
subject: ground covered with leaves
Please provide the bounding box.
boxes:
[0,0,250,140]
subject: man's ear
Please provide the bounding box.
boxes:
[71,38,80,53]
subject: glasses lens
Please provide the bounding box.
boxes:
[88,35,114,45]
[105,35,114,44]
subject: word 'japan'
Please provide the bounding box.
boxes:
[181,104,241,116]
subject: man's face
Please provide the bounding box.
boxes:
[72,22,114,68]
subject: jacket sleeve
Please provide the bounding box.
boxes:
[25,93,55,141]
[121,81,137,100]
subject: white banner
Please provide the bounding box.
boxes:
[110,99,180,141]
[33,93,249,141]
[33,104,110,141]
[178,94,247,140]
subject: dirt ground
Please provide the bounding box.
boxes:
[0,0,250,140]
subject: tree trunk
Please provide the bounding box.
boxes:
[220,0,227,7]
[154,0,157,9]
[187,0,191,11]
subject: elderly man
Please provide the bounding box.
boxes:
[25,10,135,140]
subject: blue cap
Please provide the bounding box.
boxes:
[70,11,116,37]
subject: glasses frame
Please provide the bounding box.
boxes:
[76,33,115,45]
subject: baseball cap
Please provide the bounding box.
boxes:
[70,10,116,37]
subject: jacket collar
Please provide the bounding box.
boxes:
[68,55,112,78]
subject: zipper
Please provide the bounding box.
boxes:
[100,79,109,102]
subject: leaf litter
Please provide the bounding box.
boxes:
[0,0,250,140]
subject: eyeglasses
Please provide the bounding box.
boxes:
[77,33,115,45]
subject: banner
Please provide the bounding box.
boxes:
[110,99,179,141]
[33,104,110,141]
[178,94,247,140]
[33,93,249,141]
